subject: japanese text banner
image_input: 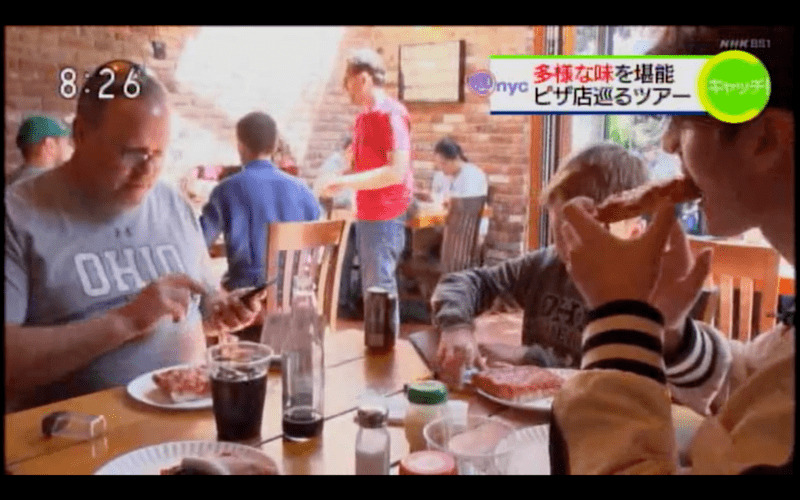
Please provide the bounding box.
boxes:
[488,56,710,114]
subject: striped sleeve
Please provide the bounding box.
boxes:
[581,300,666,385]
[665,318,717,387]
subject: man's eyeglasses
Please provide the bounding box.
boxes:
[120,148,164,169]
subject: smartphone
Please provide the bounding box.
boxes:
[239,277,278,304]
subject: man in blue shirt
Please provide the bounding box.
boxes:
[200,112,321,326]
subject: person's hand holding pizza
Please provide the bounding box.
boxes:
[649,222,713,355]
[557,197,676,309]
[558,195,711,326]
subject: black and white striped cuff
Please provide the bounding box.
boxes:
[665,319,717,388]
[582,300,666,384]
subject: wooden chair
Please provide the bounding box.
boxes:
[400,195,487,302]
[265,219,349,334]
[478,185,496,266]
[440,196,488,274]
[687,237,781,341]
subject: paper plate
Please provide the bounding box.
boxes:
[94,440,278,475]
[474,368,578,412]
[126,364,212,410]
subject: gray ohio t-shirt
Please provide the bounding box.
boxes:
[5,171,215,409]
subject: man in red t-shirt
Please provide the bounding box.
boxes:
[318,48,413,336]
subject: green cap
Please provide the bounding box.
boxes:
[406,380,448,405]
[16,115,70,147]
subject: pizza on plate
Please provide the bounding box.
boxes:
[160,452,279,475]
[151,365,211,403]
[472,365,566,403]
[595,176,702,224]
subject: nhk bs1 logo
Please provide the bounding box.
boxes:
[467,70,529,97]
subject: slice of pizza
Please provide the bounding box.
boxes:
[160,452,279,475]
[596,176,702,224]
[152,365,211,403]
[472,365,565,403]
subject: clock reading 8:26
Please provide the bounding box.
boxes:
[58,65,142,100]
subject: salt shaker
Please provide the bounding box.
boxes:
[41,411,106,440]
[355,405,390,475]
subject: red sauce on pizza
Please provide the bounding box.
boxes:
[473,366,565,402]
[152,365,211,403]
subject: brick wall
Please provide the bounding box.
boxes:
[5,25,533,263]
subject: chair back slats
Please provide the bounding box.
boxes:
[739,277,755,342]
[718,274,735,337]
[266,219,348,333]
[688,237,780,341]
[317,244,336,321]
[689,286,718,325]
[440,196,486,274]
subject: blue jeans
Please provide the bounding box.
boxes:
[355,213,406,334]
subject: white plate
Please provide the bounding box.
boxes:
[502,425,550,475]
[126,364,212,410]
[474,368,578,411]
[94,440,278,475]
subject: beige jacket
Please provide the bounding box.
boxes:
[550,300,794,474]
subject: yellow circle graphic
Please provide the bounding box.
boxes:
[697,50,771,124]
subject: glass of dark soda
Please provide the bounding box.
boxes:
[207,341,274,442]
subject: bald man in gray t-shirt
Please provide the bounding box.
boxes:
[5,177,215,409]
[4,60,266,412]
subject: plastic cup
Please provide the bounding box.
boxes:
[423,415,518,475]
[207,341,274,442]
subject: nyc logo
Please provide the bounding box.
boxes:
[468,70,530,97]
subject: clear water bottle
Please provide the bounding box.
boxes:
[281,274,325,441]
[355,405,390,475]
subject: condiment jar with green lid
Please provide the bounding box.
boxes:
[404,380,448,453]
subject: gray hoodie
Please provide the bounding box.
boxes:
[431,246,586,368]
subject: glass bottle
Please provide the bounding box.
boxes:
[281,274,325,441]
[355,405,390,475]
[364,287,397,353]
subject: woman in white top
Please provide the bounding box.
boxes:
[430,137,488,204]
[411,138,489,263]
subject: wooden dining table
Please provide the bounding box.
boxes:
[4,327,546,475]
